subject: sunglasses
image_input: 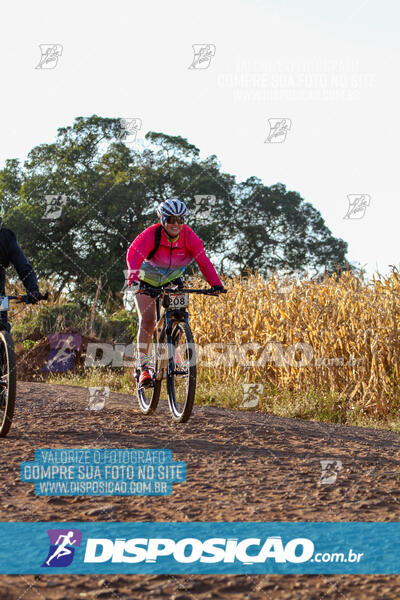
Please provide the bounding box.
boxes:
[165,216,184,225]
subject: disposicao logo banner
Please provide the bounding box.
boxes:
[0,523,398,574]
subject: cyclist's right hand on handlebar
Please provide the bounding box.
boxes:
[128,280,141,294]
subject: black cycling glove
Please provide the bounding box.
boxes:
[210,285,225,294]
[26,290,41,304]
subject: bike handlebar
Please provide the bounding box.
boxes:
[7,291,50,303]
[136,287,227,296]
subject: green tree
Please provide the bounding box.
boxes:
[0,115,351,308]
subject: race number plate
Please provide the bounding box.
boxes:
[0,296,9,311]
[169,293,189,308]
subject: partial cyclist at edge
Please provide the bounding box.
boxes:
[0,205,41,332]
[126,198,226,389]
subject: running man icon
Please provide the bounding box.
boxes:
[46,531,76,565]
[42,528,82,568]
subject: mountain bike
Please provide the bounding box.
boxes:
[134,283,226,423]
[0,292,49,437]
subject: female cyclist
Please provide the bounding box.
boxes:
[126,198,225,388]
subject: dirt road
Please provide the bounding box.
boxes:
[0,381,399,599]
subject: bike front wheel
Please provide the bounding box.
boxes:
[167,322,196,423]
[0,331,17,438]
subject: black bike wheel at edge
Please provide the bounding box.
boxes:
[0,331,17,438]
[136,331,162,415]
[167,321,196,423]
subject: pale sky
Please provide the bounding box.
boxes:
[1,0,399,278]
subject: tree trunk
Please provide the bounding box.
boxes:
[89,278,102,337]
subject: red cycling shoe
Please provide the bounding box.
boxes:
[138,368,153,388]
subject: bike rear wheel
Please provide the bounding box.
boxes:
[167,321,196,423]
[0,331,16,438]
[136,331,162,415]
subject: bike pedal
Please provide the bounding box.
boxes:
[139,380,154,390]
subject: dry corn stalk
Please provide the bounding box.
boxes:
[189,270,400,414]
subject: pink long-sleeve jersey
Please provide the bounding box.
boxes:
[126,224,223,288]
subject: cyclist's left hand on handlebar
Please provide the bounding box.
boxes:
[209,285,226,295]
[25,290,42,304]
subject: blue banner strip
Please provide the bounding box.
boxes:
[0,522,398,574]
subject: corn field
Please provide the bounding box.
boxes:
[9,270,400,417]
[189,270,400,415]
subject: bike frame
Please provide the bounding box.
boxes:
[137,287,223,381]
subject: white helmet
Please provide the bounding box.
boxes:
[156,198,187,225]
